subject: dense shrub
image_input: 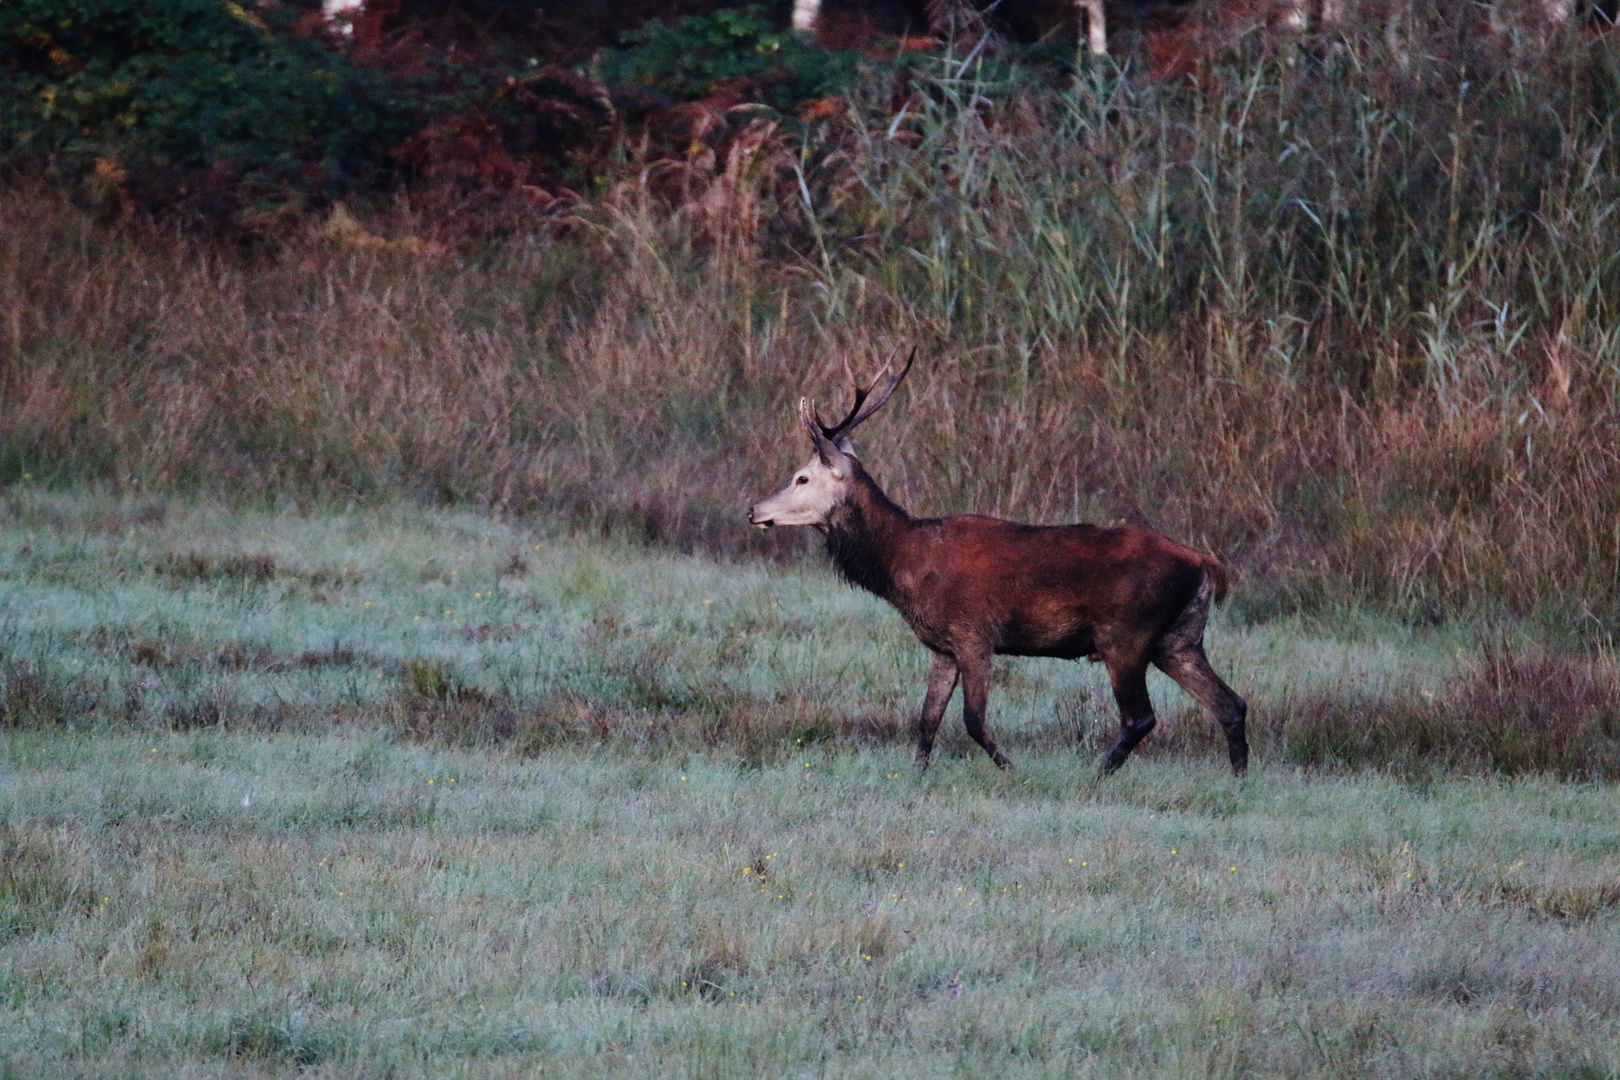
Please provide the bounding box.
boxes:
[0,2,877,223]
[0,0,414,220]
[600,6,861,109]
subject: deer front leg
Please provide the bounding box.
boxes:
[1101,659,1156,774]
[914,652,960,770]
[959,652,1013,770]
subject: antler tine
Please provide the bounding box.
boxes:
[839,352,858,395]
[799,396,823,434]
[816,354,870,440]
[819,347,915,442]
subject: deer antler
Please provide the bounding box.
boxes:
[807,348,916,444]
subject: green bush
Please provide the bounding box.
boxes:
[0,0,413,214]
[600,5,859,109]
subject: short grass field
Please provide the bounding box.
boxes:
[2,492,1619,1079]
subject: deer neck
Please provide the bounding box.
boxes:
[822,465,910,600]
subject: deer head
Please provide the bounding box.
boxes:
[748,349,914,530]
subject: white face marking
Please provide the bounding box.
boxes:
[749,453,849,529]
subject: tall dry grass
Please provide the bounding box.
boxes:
[3,6,1619,626]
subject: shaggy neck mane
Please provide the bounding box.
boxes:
[823,464,910,599]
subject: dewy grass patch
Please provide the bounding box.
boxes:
[0,495,1617,1077]
[1,492,1616,779]
[1,734,1617,1078]
[0,824,97,939]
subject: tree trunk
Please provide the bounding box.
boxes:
[792,0,821,34]
[1077,0,1107,56]
[322,0,363,34]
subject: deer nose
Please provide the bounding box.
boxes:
[748,505,773,529]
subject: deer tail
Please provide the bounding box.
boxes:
[1198,552,1229,605]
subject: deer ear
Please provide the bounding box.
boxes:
[836,437,856,458]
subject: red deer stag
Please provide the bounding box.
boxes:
[748,352,1248,775]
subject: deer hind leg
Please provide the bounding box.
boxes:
[1151,571,1249,774]
[958,652,1013,770]
[914,652,960,770]
[1101,657,1156,774]
[1154,645,1249,775]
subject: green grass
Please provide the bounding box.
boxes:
[2,492,1619,1078]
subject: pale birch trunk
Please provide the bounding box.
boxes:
[1490,0,1576,42]
[1385,0,1412,71]
[1539,0,1575,23]
[1077,0,1107,56]
[322,0,363,34]
[792,0,822,34]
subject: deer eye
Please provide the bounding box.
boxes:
[795,475,809,485]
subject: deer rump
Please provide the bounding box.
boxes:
[750,350,1248,776]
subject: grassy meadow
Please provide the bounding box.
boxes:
[3,491,1619,1078]
[6,12,1620,1076]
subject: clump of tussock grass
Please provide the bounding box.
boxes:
[0,824,97,938]
[152,552,362,598]
[156,551,277,585]
[1275,639,1620,778]
[401,657,488,704]
[389,642,904,764]
[81,625,358,675]
[164,693,228,733]
[394,677,902,767]
[1482,877,1620,922]
[0,654,97,729]
[199,1008,346,1067]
